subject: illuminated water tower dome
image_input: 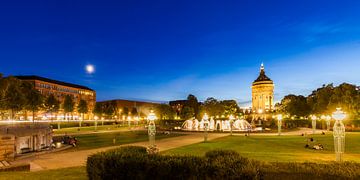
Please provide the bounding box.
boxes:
[251,63,274,119]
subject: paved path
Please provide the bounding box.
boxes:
[15,133,228,171]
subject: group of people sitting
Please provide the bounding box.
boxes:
[304,137,324,150]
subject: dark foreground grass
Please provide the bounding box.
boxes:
[164,132,360,162]
[0,166,86,180]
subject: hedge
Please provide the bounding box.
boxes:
[87,146,360,180]
[87,146,262,180]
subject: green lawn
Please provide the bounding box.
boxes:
[0,166,86,180]
[53,124,131,135]
[164,132,360,163]
[70,130,182,150]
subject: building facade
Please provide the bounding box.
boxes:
[251,64,274,119]
[0,124,52,161]
[16,75,96,120]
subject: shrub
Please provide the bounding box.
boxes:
[87,146,259,180]
[87,146,360,180]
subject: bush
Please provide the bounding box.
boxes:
[87,146,260,180]
[87,146,360,180]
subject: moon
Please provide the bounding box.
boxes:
[85,64,95,74]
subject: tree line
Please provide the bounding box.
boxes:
[276,83,360,119]
[93,94,241,121]
[0,75,89,121]
[174,94,241,120]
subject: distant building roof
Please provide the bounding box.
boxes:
[99,99,162,106]
[253,63,273,84]
[15,75,94,91]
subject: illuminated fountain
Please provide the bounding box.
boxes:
[181,118,252,132]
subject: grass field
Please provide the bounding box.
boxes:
[0,166,86,180]
[70,130,182,150]
[53,124,131,135]
[164,132,360,162]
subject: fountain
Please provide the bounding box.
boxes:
[181,118,253,132]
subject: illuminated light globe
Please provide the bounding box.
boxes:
[332,108,346,162]
[147,110,158,154]
[203,113,209,142]
[277,114,283,136]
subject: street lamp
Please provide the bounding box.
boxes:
[277,114,283,136]
[229,114,235,136]
[311,115,317,134]
[94,116,98,131]
[127,116,132,127]
[147,110,157,147]
[326,115,331,131]
[203,113,209,142]
[332,108,346,162]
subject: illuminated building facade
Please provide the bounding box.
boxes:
[16,75,96,120]
[251,63,274,120]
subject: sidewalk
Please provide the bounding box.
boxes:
[14,133,228,171]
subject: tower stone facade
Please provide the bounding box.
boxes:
[251,63,274,113]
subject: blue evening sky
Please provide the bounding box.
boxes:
[1,0,360,106]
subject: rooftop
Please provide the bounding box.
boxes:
[15,75,94,91]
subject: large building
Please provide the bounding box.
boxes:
[251,63,274,115]
[16,75,96,120]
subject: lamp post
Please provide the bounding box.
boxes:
[147,110,157,147]
[277,114,283,136]
[326,115,331,131]
[332,108,346,162]
[229,114,235,136]
[94,116,98,131]
[203,113,209,142]
[311,115,317,134]
[127,116,131,127]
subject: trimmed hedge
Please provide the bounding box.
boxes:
[87,146,360,180]
[87,146,262,180]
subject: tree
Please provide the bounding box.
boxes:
[44,94,60,120]
[122,107,129,117]
[131,107,138,116]
[23,82,44,122]
[203,97,224,117]
[93,102,103,118]
[3,77,26,119]
[327,83,359,118]
[307,84,334,115]
[186,94,200,119]
[103,102,116,119]
[180,106,194,120]
[156,104,175,120]
[279,95,311,117]
[63,95,75,120]
[78,99,88,127]
[220,100,240,116]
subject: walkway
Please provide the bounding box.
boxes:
[15,133,228,171]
